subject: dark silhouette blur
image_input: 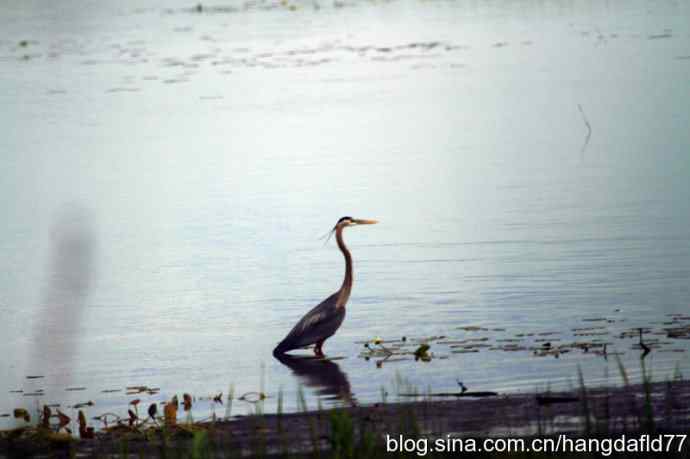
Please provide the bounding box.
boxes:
[29,204,96,384]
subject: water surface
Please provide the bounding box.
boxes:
[1,0,689,423]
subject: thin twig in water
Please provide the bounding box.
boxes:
[639,328,651,359]
[578,104,592,154]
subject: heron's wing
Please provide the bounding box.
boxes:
[276,292,344,351]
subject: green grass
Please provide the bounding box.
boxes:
[2,360,689,459]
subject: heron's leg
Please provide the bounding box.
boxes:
[314,340,325,357]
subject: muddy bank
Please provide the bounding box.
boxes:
[2,378,689,458]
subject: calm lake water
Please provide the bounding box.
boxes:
[1,0,690,424]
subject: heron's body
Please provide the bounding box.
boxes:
[273,216,377,357]
[273,292,346,355]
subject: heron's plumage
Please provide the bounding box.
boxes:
[273,216,376,357]
[274,292,346,353]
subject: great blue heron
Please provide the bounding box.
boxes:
[273,216,378,357]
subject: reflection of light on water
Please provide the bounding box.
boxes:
[29,204,96,387]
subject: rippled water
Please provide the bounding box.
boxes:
[1,0,690,425]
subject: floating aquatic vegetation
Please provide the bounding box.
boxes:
[183,393,193,411]
[56,410,71,432]
[420,335,446,342]
[147,403,157,421]
[533,347,562,358]
[238,392,267,403]
[71,401,94,409]
[413,344,431,362]
[126,385,159,395]
[665,325,690,339]
[450,343,490,350]
[127,409,138,426]
[41,406,51,428]
[14,408,30,422]
[574,331,609,337]
[4,314,686,446]
[164,399,178,426]
[457,325,486,331]
[78,410,94,438]
[493,344,527,352]
[361,338,397,359]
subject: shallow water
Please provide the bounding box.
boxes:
[1,0,690,425]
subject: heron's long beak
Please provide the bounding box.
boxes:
[353,219,378,225]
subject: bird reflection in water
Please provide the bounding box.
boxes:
[273,353,356,405]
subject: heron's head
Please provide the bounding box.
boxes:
[334,216,379,229]
[323,216,378,243]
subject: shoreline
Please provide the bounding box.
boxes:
[2,378,689,458]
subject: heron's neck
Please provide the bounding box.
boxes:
[336,226,352,307]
